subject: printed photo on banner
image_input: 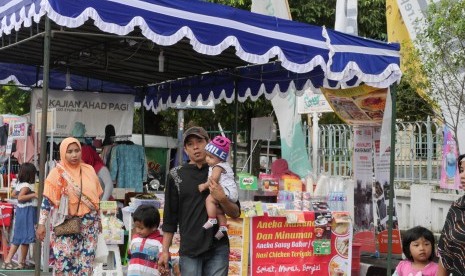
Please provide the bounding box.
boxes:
[373,127,402,254]
[352,127,376,253]
[227,217,246,276]
[321,85,388,126]
[440,126,460,189]
[353,127,374,232]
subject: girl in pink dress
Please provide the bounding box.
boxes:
[394,226,438,276]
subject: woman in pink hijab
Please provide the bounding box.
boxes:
[36,137,103,275]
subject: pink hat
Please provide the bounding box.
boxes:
[205,135,231,161]
[271,159,300,179]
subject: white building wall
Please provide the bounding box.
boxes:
[395,186,462,234]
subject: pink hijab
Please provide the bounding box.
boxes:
[43,137,102,216]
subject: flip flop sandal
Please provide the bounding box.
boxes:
[1,262,17,270]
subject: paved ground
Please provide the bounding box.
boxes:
[0,267,52,276]
[0,260,50,275]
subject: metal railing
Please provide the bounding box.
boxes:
[211,118,445,185]
[306,118,444,184]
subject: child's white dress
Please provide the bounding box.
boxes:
[209,161,237,202]
[11,182,37,245]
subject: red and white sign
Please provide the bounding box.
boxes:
[250,213,351,276]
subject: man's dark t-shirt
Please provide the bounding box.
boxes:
[162,163,239,257]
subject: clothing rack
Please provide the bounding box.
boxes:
[111,135,132,142]
[46,135,97,139]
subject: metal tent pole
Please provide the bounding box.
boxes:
[176,109,184,166]
[34,17,51,276]
[387,83,397,275]
[233,77,238,176]
[141,88,146,149]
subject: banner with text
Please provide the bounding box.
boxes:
[353,127,376,253]
[250,213,352,276]
[373,109,402,254]
[297,89,333,114]
[31,89,134,137]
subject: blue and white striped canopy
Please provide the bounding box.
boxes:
[0,0,401,112]
[0,62,137,94]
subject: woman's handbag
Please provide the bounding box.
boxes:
[54,216,82,236]
[54,172,83,236]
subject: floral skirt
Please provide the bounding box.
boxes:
[51,211,99,276]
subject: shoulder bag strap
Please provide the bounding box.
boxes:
[76,169,82,215]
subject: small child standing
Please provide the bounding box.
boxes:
[128,205,168,276]
[200,135,238,239]
[394,226,438,276]
[1,163,37,270]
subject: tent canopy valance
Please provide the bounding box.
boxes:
[0,62,137,94]
[0,0,401,110]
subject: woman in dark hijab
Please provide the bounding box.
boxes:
[438,154,465,275]
[102,124,115,146]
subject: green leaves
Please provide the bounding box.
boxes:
[0,84,30,115]
[413,0,465,149]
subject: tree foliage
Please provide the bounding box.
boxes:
[412,0,465,149]
[396,80,435,122]
[213,0,387,40]
[0,85,31,115]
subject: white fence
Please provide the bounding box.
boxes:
[307,118,444,183]
[306,119,461,233]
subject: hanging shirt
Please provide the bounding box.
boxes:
[0,125,8,163]
[81,145,104,173]
[12,125,36,164]
[110,144,147,192]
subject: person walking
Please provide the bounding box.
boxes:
[128,205,169,276]
[36,137,103,275]
[437,154,465,275]
[158,126,240,276]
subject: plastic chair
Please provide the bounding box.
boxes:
[93,245,123,276]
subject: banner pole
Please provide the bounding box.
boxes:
[387,83,397,275]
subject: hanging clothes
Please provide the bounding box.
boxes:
[109,144,147,192]
[0,124,9,164]
[100,144,115,168]
[81,145,104,173]
[12,124,36,164]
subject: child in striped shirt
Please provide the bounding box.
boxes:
[128,205,169,276]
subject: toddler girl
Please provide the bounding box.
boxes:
[199,135,237,240]
[394,226,438,276]
[1,163,37,270]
